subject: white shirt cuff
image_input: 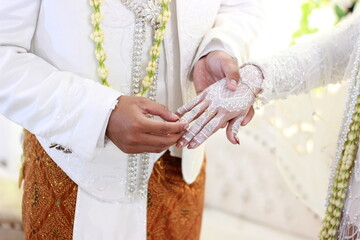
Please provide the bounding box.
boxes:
[96,99,119,148]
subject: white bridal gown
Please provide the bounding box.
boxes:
[251,12,360,239]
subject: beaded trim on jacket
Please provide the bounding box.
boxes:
[320,39,360,239]
[89,0,172,199]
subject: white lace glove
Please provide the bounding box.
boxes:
[176,65,263,149]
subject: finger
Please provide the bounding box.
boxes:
[122,145,166,154]
[124,143,173,154]
[226,115,245,145]
[121,143,168,154]
[241,107,255,126]
[141,118,188,135]
[179,101,209,124]
[227,105,252,144]
[176,109,217,148]
[142,99,179,122]
[222,58,240,91]
[125,132,184,154]
[142,132,184,147]
[176,92,205,116]
[188,115,225,149]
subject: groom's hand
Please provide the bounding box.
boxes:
[106,96,188,154]
[193,50,240,94]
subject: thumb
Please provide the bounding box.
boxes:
[142,100,179,122]
[222,58,240,91]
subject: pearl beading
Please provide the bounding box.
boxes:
[90,0,170,200]
[121,0,162,199]
[321,39,360,239]
[326,39,360,208]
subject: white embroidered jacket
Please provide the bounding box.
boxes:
[0,0,263,239]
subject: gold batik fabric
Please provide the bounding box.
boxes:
[22,131,205,240]
[22,131,78,239]
[147,151,206,240]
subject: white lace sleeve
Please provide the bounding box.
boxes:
[251,13,360,105]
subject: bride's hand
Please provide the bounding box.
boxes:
[176,65,263,149]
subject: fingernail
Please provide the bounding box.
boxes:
[189,142,198,149]
[176,141,184,148]
[230,79,238,88]
[177,139,186,148]
[183,123,189,130]
[171,113,179,120]
[234,135,240,145]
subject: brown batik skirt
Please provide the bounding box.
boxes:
[22,130,205,240]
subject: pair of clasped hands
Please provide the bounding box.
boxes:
[106,51,263,154]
